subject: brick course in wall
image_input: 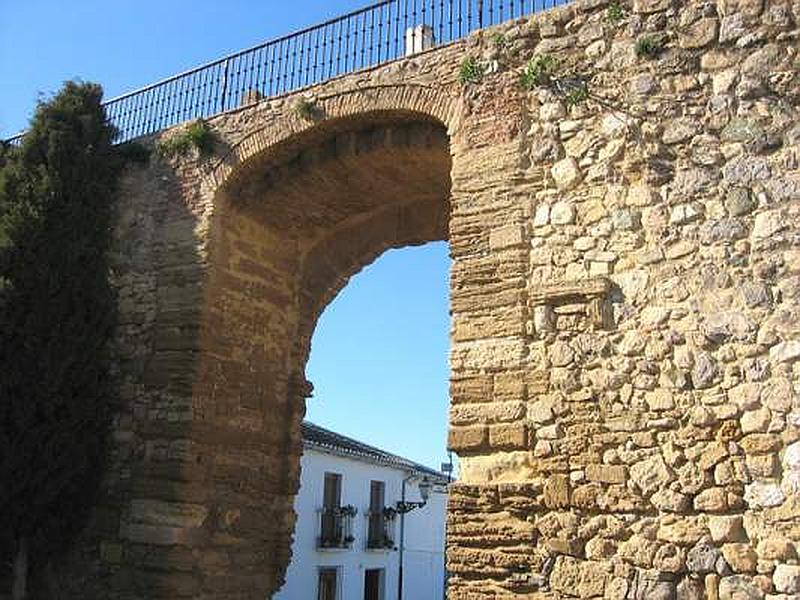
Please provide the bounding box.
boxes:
[53,0,800,598]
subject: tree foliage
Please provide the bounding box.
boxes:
[0,81,120,590]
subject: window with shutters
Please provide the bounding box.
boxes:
[363,568,384,600]
[366,480,394,549]
[318,472,355,549]
[317,567,339,600]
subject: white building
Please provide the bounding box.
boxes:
[274,422,449,600]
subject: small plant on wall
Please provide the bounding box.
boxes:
[606,2,625,24]
[458,56,483,84]
[156,119,216,158]
[520,54,557,90]
[520,54,594,109]
[490,31,508,50]
[565,84,589,106]
[295,97,318,121]
[635,35,664,59]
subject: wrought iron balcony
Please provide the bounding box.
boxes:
[366,506,397,550]
[317,505,357,550]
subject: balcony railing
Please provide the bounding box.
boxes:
[318,505,357,549]
[5,0,569,146]
[366,507,397,550]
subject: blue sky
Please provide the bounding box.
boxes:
[1,1,453,471]
[1,0,377,137]
[307,243,451,472]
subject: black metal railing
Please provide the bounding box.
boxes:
[366,507,397,550]
[6,0,569,145]
[318,505,357,549]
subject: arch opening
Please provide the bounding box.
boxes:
[207,110,453,597]
[277,241,452,600]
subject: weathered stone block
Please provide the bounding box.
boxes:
[756,537,795,561]
[718,575,764,600]
[550,556,607,598]
[586,464,628,485]
[652,488,691,513]
[130,499,209,528]
[551,157,583,191]
[687,539,722,574]
[630,455,673,496]
[752,210,785,240]
[769,341,800,364]
[543,474,570,509]
[694,488,730,513]
[744,482,785,508]
[489,224,526,250]
[659,517,709,546]
[773,565,800,593]
[680,18,720,49]
[633,0,672,13]
[619,534,659,568]
[120,523,199,546]
[721,543,758,573]
[488,423,528,449]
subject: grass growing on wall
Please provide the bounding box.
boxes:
[520,54,557,90]
[635,35,664,59]
[458,56,483,84]
[156,118,215,158]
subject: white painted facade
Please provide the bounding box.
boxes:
[273,426,448,600]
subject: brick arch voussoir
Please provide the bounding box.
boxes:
[206,83,460,191]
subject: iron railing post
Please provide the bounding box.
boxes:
[220,58,230,112]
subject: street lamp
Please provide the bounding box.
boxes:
[394,476,431,514]
[396,475,432,600]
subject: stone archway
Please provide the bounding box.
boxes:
[82,104,457,599]
[197,111,454,597]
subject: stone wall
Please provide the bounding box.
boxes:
[445,0,800,597]
[60,0,800,598]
